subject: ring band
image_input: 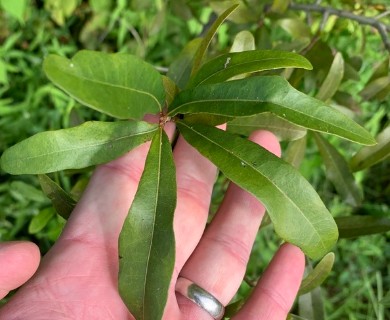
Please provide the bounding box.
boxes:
[175,277,225,320]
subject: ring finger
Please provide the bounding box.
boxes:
[177,130,281,318]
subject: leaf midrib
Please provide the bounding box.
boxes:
[181,122,327,250]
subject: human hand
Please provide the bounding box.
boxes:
[0,126,305,320]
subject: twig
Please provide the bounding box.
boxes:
[289,2,390,53]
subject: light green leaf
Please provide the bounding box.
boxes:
[287,314,309,320]
[0,59,8,84]
[228,113,307,141]
[28,207,56,234]
[298,286,325,320]
[191,4,239,76]
[313,133,362,206]
[177,122,338,260]
[350,126,390,171]
[379,291,390,307]
[316,52,344,102]
[169,76,376,145]
[278,18,312,39]
[1,120,158,174]
[360,76,390,101]
[230,30,255,53]
[189,50,312,87]
[210,1,258,24]
[0,0,27,23]
[284,135,307,169]
[10,181,47,203]
[43,51,165,119]
[271,0,290,14]
[335,216,390,238]
[44,0,79,25]
[38,174,77,220]
[299,252,335,295]
[167,38,202,89]
[119,129,176,320]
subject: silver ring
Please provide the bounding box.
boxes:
[175,277,225,320]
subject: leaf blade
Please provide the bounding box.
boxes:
[1,121,158,174]
[177,122,338,260]
[169,76,376,145]
[118,129,176,320]
[44,51,165,119]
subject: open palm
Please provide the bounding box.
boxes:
[0,128,304,320]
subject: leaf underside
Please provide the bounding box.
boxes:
[177,121,338,260]
[118,129,176,320]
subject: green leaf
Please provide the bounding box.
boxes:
[0,0,27,23]
[189,50,312,87]
[335,216,390,238]
[271,0,290,14]
[313,133,362,206]
[1,120,158,174]
[230,30,255,53]
[169,76,376,145]
[298,286,325,320]
[228,113,307,141]
[177,122,338,260]
[287,314,309,320]
[162,75,178,106]
[284,135,307,169]
[360,76,390,102]
[350,126,390,171]
[316,52,344,102]
[299,252,335,295]
[28,207,56,234]
[278,18,312,39]
[167,38,202,89]
[43,51,165,119]
[379,291,390,307]
[191,3,239,76]
[38,174,77,220]
[0,58,9,84]
[119,129,176,320]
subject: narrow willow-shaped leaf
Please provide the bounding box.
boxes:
[167,38,202,89]
[38,174,76,220]
[228,113,307,141]
[379,291,390,307]
[177,122,338,260]
[335,216,390,238]
[169,76,376,145]
[284,135,307,169]
[191,4,239,76]
[28,208,56,234]
[316,52,344,101]
[313,133,362,206]
[350,126,390,171]
[1,121,158,174]
[119,129,176,320]
[298,286,325,320]
[189,50,313,87]
[299,252,335,295]
[44,51,165,119]
[287,314,309,320]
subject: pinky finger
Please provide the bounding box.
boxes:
[233,243,305,320]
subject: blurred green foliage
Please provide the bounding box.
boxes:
[0,0,389,318]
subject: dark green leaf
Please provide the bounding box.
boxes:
[191,4,239,76]
[167,38,202,89]
[169,76,376,145]
[335,216,390,238]
[228,113,307,141]
[313,133,362,206]
[1,120,158,174]
[177,122,338,260]
[189,50,312,87]
[316,52,344,102]
[119,129,176,320]
[28,207,56,234]
[43,51,165,119]
[350,126,390,171]
[379,291,390,307]
[299,252,335,295]
[38,174,77,220]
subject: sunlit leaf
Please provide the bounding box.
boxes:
[119,129,176,320]
[350,126,390,171]
[44,51,165,119]
[38,174,77,219]
[189,50,312,87]
[316,52,344,102]
[299,252,335,295]
[228,113,307,141]
[28,207,56,234]
[0,0,27,23]
[271,0,290,13]
[167,38,202,89]
[177,121,338,260]
[230,30,255,53]
[1,120,158,174]
[191,3,239,76]
[335,216,390,238]
[169,76,376,145]
[313,133,362,206]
